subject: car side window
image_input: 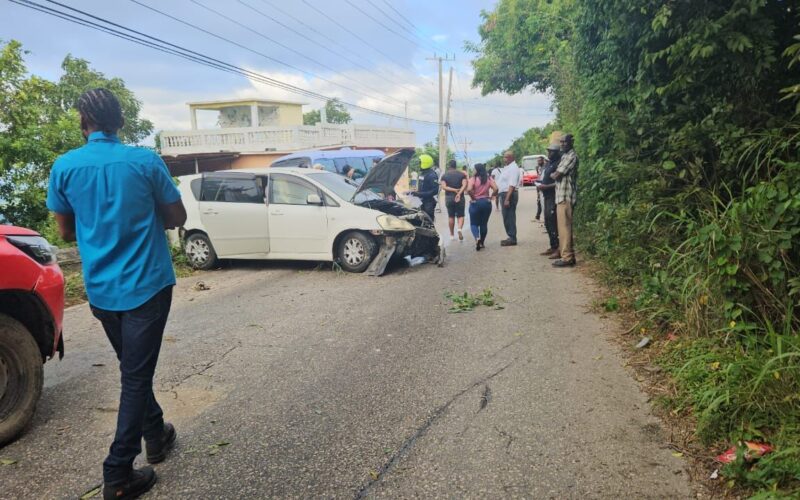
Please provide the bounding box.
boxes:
[221,178,263,203]
[314,158,336,172]
[271,157,311,169]
[269,174,320,206]
[200,177,262,203]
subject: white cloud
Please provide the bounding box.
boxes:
[134,63,554,154]
[431,34,449,42]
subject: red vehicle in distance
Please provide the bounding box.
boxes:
[521,154,546,186]
[0,224,64,445]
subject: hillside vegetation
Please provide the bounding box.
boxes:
[469,0,800,494]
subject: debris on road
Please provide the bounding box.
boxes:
[710,469,719,480]
[79,486,101,499]
[715,441,774,464]
[445,289,502,313]
[635,337,651,349]
[1,458,17,465]
[207,441,230,456]
[193,281,210,291]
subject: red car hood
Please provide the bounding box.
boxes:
[0,224,39,236]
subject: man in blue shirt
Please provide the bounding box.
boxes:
[47,88,186,500]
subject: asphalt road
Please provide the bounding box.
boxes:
[0,190,692,499]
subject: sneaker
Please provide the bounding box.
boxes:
[103,467,157,500]
[146,423,177,464]
[500,239,517,247]
[449,235,455,242]
[552,259,576,268]
[458,230,463,241]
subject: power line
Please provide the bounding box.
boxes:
[299,0,402,64]
[360,0,437,51]
[342,0,426,51]
[11,0,439,125]
[380,0,419,33]
[187,0,405,108]
[125,0,403,109]
[238,0,433,102]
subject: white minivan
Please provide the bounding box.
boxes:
[177,150,442,275]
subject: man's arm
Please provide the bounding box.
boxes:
[54,213,76,242]
[553,152,576,180]
[160,200,187,229]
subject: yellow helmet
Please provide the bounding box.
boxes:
[419,154,434,170]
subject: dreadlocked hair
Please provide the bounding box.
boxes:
[77,88,124,136]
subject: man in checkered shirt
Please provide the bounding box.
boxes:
[551,134,578,267]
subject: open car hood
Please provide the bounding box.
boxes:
[352,148,414,201]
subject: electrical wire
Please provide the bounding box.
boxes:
[10,0,440,125]
[342,0,425,51]
[187,0,406,108]
[360,0,438,52]
[299,0,403,64]
[237,0,433,102]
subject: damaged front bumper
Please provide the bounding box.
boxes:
[365,228,445,276]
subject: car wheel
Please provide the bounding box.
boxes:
[184,233,218,270]
[0,313,43,446]
[337,232,376,273]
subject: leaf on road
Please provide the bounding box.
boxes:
[0,458,17,465]
[671,452,684,458]
[79,486,101,499]
[369,470,379,480]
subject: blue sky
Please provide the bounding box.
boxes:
[1,0,554,161]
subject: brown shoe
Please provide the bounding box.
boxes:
[548,252,562,259]
[540,248,556,256]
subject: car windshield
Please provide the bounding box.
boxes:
[306,171,381,203]
[522,158,539,170]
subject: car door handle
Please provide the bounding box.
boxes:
[202,210,218,215]
[271,210,284,216]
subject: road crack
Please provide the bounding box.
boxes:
[165,342,240,391]
[354,359,516,498]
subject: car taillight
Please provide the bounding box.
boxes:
[6,235,57,265]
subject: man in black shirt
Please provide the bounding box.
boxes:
[537,143,561,256]
[441,160,467,241]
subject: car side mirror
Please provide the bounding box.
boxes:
[306,193,323,206]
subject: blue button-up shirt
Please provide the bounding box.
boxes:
[47,131,181,311]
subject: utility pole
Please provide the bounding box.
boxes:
[443,66,454,171]
[461,137,473,167]
[426,54,455,172]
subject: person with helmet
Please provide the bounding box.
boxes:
[410,153,440,221]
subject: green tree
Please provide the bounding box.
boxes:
[303,98,352,125]
[407,137,455,174]
[0,40,152,230]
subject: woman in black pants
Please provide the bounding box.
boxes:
[467,163,499,250]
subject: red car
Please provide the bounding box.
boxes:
[0,224,64,445]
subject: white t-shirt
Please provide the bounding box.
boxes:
[498,161,522,193]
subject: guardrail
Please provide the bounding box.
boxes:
[160,124,415,156]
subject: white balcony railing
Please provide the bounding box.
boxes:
[159,124,415,156]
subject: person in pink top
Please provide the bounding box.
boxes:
[466,163,499,251]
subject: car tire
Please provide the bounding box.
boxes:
[0,313,43,446]
[184,233,218,270]
[337,232,376,273]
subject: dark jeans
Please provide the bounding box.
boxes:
[468,198,492,242]
[90,286,173,484]
[543,195,559,250]
[536,191,542,219]
[421,198,437,222]
[500,191,519,242]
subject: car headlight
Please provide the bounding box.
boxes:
[376,214,414,232]
[6,235,57,265]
